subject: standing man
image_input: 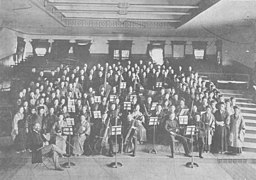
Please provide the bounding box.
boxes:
[108,103,123,157]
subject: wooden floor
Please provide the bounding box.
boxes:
[1,145,256,180]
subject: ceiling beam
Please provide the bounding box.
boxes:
[130,5,198,9]
[56,10,190,15]
[28,0,66,27]
[64,18,181,23]
[62,12,181,20]
[48,2,198,9]
[48,0,200,6]
[54,5,193,12]
[176,0,221,28]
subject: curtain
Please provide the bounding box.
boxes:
[50,40,71,60]
[73,41,91,62]
[147,41,165,65]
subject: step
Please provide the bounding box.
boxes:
[246,130,256,134]
[245,122,256,127]
[245,133,256,139]
[244,138,256,143]
[241,109,256,114]
[243,147,256,153]
[238,104,256,108]
[246,126,256,131]
[244,142,256,148]
[219,89,249,94]
[222,94,244,98]
[242,113,256,118]
[236,102,256,106]
[244,119,256,124]
[237,97,253,101]
[240,107,256,111]
[233,99,253,103]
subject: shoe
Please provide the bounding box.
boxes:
[199,155,203,159]
[131,154,136,157]
[109,153,114,157]
[55,167,64,171]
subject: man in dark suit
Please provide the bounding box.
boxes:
[31,123,65,171]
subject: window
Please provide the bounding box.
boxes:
[35,48,47,56]
[194,49,205,60]
[121,50,130,60]
[114,50,120,60]
[192,41,207,60]
[108,40,133,61]
[113,50,130,60]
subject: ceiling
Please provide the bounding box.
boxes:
[0,0,256,37]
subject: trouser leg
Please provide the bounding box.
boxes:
[52,151,61,169]
[170,135,175,157]
[199,137,204,157]
[108,136,114,154]
[118,136,122,153]
[177,136,190,155]
[132,137,137,155]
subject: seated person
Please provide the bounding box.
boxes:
[73,115,91,156]
[165,105,191,158]
[31,123,65,171]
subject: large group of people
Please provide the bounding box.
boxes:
[11,59,246,170]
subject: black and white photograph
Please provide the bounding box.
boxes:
[0,0,256,179]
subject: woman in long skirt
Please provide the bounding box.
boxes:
[12,107,26,153]
[229,106,245,154]
[73,115,91,156]
[213,102,230,153]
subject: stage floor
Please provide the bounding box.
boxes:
[1,147,256,180]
